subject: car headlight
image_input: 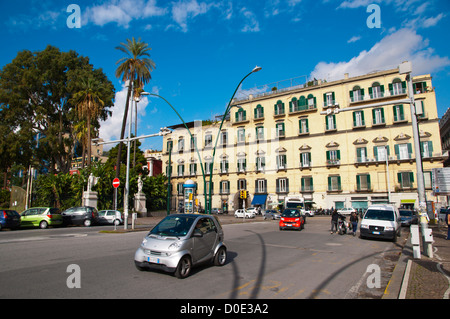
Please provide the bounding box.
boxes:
[295,218,300,222]
[168,241,182,250]
[360,224,369,229]
[385,226,394,231]
[141,237,148,247]
[281,218,285,221]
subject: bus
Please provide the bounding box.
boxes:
[284,196,305,210]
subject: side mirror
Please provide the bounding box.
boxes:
[193,229,203,237]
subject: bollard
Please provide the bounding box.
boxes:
[410,225,421,259]
[423,228,434,258]
[132,213,137,230]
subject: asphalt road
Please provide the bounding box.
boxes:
[0,217,408,299]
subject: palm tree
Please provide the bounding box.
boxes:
[114,37,155,179]
[72,77,105,167]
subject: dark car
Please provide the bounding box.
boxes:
[399,209,418,226]
[0,210,21,230]
[61,206,99,227]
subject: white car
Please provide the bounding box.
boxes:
[247,207,259,215]
[337,207,356,215]
[234,209,255,218]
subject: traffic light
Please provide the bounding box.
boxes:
[240,190,247,199]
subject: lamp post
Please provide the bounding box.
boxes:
[141,92,208,214]
[208,66,262,214]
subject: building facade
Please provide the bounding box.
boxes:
[162,68,446,213]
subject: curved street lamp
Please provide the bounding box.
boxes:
[207,66,262,214]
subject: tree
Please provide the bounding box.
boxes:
[114,37,155,181]
[71,77,105,167]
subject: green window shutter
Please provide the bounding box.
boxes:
[337,150,341,160]
[332,92,335,102]
[409,172,414,183]
[367,174,371,189]
[361,88,365,97]
[394,144,400,157]
[397,172,402,184]
[310,177,313,187]
[429,141,434,153]
[381,108,385,122]
[402,81,407,91]
[337,176,341,190]
[368,87,373,96]
[373,146,378,160]
[393,105,397,120]
[380,85,385,94]
[328,177,331,190]
[407,143,412,157]
[326,150,330,160]
[352,111,356,125]
[372,108,376,121]
[243,110,246,120]
[235,111,239,122]
[349,90,354,100]
[389,83,393,93]
[356,175,361,190]
[323,93,327,104]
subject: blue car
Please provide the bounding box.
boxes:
[0,210,21,230]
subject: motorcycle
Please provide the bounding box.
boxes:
[337,214,350,235]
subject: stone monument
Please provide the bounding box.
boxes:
[134,175,147,216]
[82,173,99,209]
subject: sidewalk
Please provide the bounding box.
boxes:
[383,222,450,299]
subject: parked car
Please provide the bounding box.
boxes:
[399,209,418,226]
[0,210,21,230]
[211,208,222,214]
[61,206,99,227]
[135,214,227,278]
[304,209,315,217]
[337,207,356,215]
[98,210,123,226]
[247,207,259,215]
[279,209,305,231]
[264,209,281,220]
[234,209,255,218]
[360,204,401,242]
[20,207,63,229]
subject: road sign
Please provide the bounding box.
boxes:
[113,178,120,188]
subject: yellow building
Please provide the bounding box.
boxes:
[162,67,446,213]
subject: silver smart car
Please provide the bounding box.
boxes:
[134,214,227,278]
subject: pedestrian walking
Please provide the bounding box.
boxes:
[447,210,450,240]
[350,211,359,236]
[331,209,338,234]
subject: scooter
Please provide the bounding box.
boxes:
[337,214,350,235]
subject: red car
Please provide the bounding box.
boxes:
[279,209,305,231]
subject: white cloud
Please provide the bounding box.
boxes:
[171,0,211,32]
[310,28,450,82]
[240,7,260,32]
[347,35,361,43]
[84,0,166,28]
[99,84,149,149]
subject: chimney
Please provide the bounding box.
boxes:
[344,73,349,79]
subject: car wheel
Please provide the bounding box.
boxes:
[214,246,227,266]
[83,219,92,227]
[113,219,120,226]
[175,255,192,279]
[39,220,48,229]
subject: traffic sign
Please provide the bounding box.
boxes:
[112,178,120,188]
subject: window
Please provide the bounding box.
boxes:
[390,79,406,96]
[167,140,173,152]
[205,134,212,148]
[237,128,245,143]
[177,183,183,195]
[274,100,285,115]
[256,126,264,141]
[326,114,336,131]
[356,174,371,191]
[393,105,405,122]
[276,178,289,193]
[301,176,313,192]
[189,163,197,176]
[423,171,432,189]
[356,147,367,163]
[220,131,228,146]
[255,179,267,194]
[395,143,412,160]
[205,181,214,194]
[190,136,197,150]
[256,156,265,172]
[290,97,299,112]
[300,152,311,167]
[276,122,285,137]
[374,145,389,161]
[177,164,184,177]
[326,150,340,165]
[204,161,212,174]
[220,181,230,194]
[254,104,264,119]
[323,92,335,107]
[350,86,364,102]
[299,118,309,134]
[235,108,246,122]
[369,83,384,99]
[398,172,414,188]
[352,111,365,127]
[220,159,229,173]
[420,141,433,157]
[237,158,246,172]
[178,138,184,152]
[307,94,316,109]
[328,176,342,191]
[237,179,246,190]
[277,154,287,170]
[413,82,427,94]
[372,108,385,125]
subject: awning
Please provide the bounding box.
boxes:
[401,199,416,204]
[251,194,268,205]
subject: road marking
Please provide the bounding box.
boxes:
[0,233,88,244]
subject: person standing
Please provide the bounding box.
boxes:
[331,209,338,234]
[350,211,359,237]
[447,209,450,240]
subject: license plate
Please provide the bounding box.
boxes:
[147,256,160,264]
[372,231,380,235]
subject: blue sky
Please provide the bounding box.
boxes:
[1,0,450,151]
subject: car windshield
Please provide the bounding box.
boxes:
[281,209,300,217]
[149,215,197,237]
[364,209,395,221]
[399,210,413,217]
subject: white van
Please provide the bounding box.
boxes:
[360,204,401,242]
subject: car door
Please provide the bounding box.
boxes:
[192,218,217,263]
[21,208,37,227]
